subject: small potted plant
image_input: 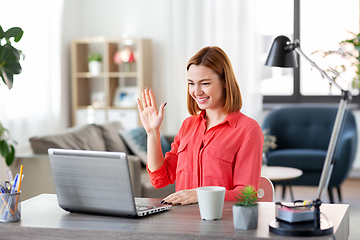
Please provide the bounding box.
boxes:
[87,52,102,76]
[233,185,258,230]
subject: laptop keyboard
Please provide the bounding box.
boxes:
[136,205,156,211]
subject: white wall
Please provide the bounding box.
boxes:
[63,0,183,135]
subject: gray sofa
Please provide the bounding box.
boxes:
[14,122,175,201]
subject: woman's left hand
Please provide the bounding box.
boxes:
[161,189,198,206]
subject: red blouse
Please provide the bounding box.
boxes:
[147,111,264,201]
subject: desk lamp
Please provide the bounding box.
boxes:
[265,35,352,236]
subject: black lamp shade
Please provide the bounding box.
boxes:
[265,36,298,68]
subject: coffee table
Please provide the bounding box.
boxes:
[262,166,303,202]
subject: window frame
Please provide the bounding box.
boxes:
[263,0,360,106]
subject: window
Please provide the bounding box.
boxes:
[260,0,360,104]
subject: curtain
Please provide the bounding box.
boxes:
[163,0,263,134]
[0,0,65,153]
[0,0,263,154]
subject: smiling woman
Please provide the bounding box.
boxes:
[137,46,264,206]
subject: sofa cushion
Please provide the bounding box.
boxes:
[119,127,171,165]
[97,122,131,154]
[29,124,106,154]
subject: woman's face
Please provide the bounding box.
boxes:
[187,65,225,112]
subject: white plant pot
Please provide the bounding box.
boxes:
[88,61,101,76]
[233,205,258,230]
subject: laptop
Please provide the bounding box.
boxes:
[48,148,171,217]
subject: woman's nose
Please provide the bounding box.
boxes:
[195,85,203,95]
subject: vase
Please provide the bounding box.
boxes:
[233,205,258,230]
[88,61,101,76]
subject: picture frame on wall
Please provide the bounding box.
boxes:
[113,86,138,108]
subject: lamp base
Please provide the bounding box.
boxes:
[269,219,333,236]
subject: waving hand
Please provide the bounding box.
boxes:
[137,89,166,133]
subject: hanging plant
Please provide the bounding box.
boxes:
[0,25,24,166]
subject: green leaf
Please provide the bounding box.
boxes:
[235,185,258,207]
[4,27,24,43]
[0,140,9,157]
[0,44,21,62]
[5,61,22,74]
[5,145,15,166]
[0,67,14,89]
[0,26,4,39]
[0,45,14,63]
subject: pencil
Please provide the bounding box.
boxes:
[14,165,23,213]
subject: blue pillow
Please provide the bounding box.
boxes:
[119,127,171,165]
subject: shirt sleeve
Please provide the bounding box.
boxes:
[147,129,181,189]
[225,120,264,201]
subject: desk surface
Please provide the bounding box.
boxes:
[0,194,349,240]
[263,166,303,181]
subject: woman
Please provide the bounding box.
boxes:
[137,46,263,206]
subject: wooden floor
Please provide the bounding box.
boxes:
[273,177,360,240]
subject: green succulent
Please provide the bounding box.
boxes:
[235,185,258,207]
[87,53,102,62]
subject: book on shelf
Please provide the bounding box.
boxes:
[276,203,314,223]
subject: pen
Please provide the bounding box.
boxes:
[7,170,13,183]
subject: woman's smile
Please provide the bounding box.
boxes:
[196,96,209,104]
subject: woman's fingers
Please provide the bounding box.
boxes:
[144,88,152,107]
[137,98,143,112]
[141,90,147,109]
[161,189,198,206]
[149,89,158,111]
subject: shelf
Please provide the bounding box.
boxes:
[108,72,137,78]
[71,37,151,128]
[76,72,138,78]
[76,72,106,78]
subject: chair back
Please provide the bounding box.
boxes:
[257,176,275,202]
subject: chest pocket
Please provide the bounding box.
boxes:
[176,139,190,170]
[207,146,236,164]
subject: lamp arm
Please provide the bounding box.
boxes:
[316,95,349,200]
[293,44,352,200]
[294,47,343,92]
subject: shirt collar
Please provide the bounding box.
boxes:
[198,110,241,128]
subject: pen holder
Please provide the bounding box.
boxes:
[0,192,21,222]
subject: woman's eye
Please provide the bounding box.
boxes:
[202,82,210,86]
[188,82,194,85]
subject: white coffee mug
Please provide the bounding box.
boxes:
[196,186,226,220]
